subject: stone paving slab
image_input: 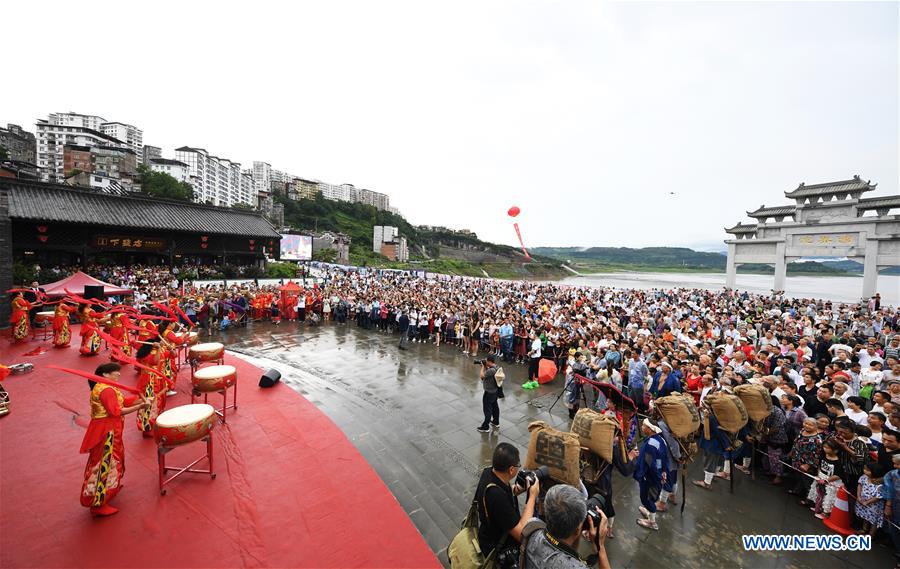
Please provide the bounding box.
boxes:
[222,321,893,568]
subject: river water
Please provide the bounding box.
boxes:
[559,272,900,305]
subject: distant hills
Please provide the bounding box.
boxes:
[532,246,900,275]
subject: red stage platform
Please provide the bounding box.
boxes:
[0,330,439,568]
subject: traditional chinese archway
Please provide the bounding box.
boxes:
[724,175,900,299]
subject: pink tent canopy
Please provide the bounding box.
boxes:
[40,271,132,298]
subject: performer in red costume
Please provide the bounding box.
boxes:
[79,306,106,356]
[52,301,78,348]
[134,340,166,437]
[10,292,32,343]
[80,363,148,516]
[159,321,186,396]
[107,311,133,362]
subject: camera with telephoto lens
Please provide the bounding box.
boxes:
[583,493,607,528]
[473,359,487,365]
[515,465,549,489]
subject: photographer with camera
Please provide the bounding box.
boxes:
[473,443,541,564]
[477,354,501,432]
[522,485,611,569]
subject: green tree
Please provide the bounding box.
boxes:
[312,248,337,263]
[231,202,255,211]
[137,164,193,201]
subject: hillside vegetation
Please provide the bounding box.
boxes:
[532,246,852,275]
[276,194,567,279]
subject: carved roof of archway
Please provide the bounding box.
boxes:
[785,175,876,199]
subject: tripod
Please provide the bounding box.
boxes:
[548,375,593,416]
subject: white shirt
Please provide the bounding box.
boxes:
[846,408,869,426]
[530,339,542,359]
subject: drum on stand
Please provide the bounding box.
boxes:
[174,331,199,367]
[155,403,216,495]
[191,364,238,422]
[34,311,55,341]
[188,342,225,380]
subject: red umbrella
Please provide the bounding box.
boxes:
[537,359,558,383]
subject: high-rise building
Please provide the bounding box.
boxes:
[252,161,271,194]
[0,124,37,163]
[47,112,107,131]
[36,112,140,183]
[100,122,142,155]
[240,170,254,206]
[142,145,162,165]
[291,178,320,200]
[174,146,248,207]
[358,188,390,211]
[92,146,138,182]
[319,182,357,203]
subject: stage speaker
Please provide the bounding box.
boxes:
[259,369,281,388]
[83,285,104,300]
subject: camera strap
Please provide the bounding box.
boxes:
[542,529,585,564]
[518,520,546,569]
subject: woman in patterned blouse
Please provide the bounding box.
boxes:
[789,417,823,505]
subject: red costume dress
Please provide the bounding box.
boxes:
[81,383,136,511]
[135,346,165,435]
[137,319,158,344]
[162,329,186,381]
[52,302,77,348]
[108,313,133,362]
[10,296,32,342]
[79,309,104,356]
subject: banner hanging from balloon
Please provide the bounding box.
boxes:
[507,206,531,261]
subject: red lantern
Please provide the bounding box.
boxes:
[507,206,520,218]
[201,243,208,249]
[37,225,48,233]
[249,245,255,251]
[38,235,49,243]
[201,236,209,243]
[249,239,255,245]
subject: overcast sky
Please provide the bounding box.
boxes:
[5,1,897,251]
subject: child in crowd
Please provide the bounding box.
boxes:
[854,461,886,536]
[808,439,845,519]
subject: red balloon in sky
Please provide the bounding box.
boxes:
[507,206,520,218]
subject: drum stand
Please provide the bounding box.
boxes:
[158,434,215,495]
[189,358,224,383]
[191,383,238,423]
[32,319,52,341]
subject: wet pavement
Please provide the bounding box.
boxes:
[217,320,892,568]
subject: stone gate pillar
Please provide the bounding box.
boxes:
[725,242,737,289]
[773,241,787,292]
[862,237,878,300]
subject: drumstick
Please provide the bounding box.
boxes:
[47,365,141,394]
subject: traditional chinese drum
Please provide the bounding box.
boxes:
[193,365,236,394]
[155,404,216,446]
[177,331,199,346]
[35,310,55,322]
[189,342,224,363]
